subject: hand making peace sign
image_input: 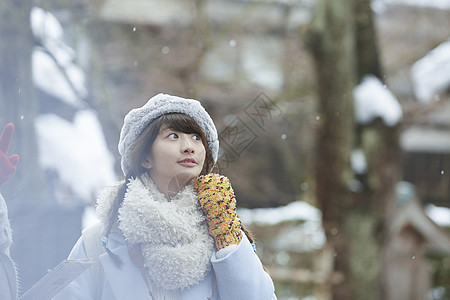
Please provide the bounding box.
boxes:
[0,123,19,186]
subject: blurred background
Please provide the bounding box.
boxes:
[0,0,449,299]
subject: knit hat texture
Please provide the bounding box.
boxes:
[118,93,219,176]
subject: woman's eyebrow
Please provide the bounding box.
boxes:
[159,127,173,134]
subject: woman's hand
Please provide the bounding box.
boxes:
[0,123,19,186]
[194,173,242,250]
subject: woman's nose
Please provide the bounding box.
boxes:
[183,146,194,154]
[181,136,195,153]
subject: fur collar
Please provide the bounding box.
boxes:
[96,174,214,291]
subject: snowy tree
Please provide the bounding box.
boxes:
[0,0,48,202]
[304,0,402,299]
[0,3,116,291]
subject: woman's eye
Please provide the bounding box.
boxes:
[192,134,201,141]
[168,133,178,139]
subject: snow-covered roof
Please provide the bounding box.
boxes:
[426,204,450,227]
[100,0,193,26]
[411,40,450,103]
[99,0,312,29]
[400,126,450,153]
[391,198,450,252]
[376,0,450,10]
[353,75,403,126]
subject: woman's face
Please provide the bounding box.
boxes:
[142,126,206,196]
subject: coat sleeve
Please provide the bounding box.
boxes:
[0,193,17,300]
[211,232,277,300]
[52,236,95,300]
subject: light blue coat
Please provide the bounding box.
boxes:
[53,229,277,300]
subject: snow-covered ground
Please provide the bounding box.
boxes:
[238,198,450,254]
[239,201,326,252]
[239,200,321,225]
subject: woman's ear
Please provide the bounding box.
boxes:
[141,158,152,170]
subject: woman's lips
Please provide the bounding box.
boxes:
[178,158,197,167]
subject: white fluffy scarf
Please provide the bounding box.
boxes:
[97,174,214,294]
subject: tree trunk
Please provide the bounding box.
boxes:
[359,120,402,300]
[353,2,401,299]
[304,0,356,299]
[354,0,383,80]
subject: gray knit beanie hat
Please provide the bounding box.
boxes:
[118,93,219,176]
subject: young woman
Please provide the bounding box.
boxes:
[54,94,277,300]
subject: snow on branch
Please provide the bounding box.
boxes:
[353,75,403,126]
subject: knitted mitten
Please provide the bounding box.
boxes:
[194,173,242,250]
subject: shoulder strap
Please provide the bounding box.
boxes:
[82,222,106,300]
